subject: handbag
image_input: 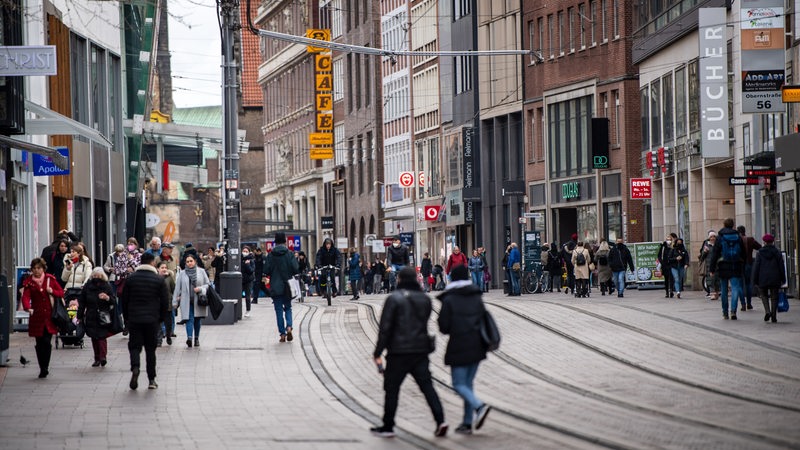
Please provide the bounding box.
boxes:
[51,296,70,331]
[207,286,224,320]
[428,334,436,353]
[98,310,112,326]
[197,293,209,307]
[480,309,501,351]
[288,277,302,301]
[777,291,790,313]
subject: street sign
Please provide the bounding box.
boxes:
[418,172,426,187]
[31,147,69,176]
[399,171,415,187]
[320,216,334,229]
[518,217,527,224]
[729,176,771,186]
[523,212,543,219]
[309,133,333,146]
[305,29,331,53]
[424,205,441,221]
[310,148,334,160]
[364,234,376,246]
[399,232,413,246]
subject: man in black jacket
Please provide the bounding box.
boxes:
[121,252,170,390]
[315,238,341,296]
[264,233,300,342]
[751,233,785,323]
[371,267,447,438]
[420,252,433,292]
[608,238,635,298]
[252,247,265,304]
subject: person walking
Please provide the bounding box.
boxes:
[709,218,746,320]
[347,248,362,300]
[545,243,563,292]
[61,244,93,302]
[202,247,217,285]
[77,268,117,367]
[560,234,578,295]
[737,226,762,312]
[506,243,521,296]
[373,257,386,295]
[264,232,300,342]
[699,232,719,300]
[241,246,255,317]
[657,234,676,298]
[669,238,689,298]
[296,251,310,298]
[173,254,211,347]
[478,247,490,292]
[446,246,468,282]
[751,234,785,323]
[144,237,162,258]
[211,245,226,289]
[468,249,485,291]
[437,265,492,434]
[595,240,613,295]
[608,238,635,297]
[252,247,265,304]
[44,239,70,288]
[421,252,433,293]
[120,252,170,390]
[21,257,65,378]
[371,267,448,438]
[157,261,176,345]
[571,242,591,297]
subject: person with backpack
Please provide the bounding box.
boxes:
[571,242,591,297]
[657,233,677,298]
[709,218,746,320]
[737,226,762,312]
[608,238,635,298]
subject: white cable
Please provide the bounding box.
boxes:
[257,29,538,58]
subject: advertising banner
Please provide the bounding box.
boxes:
[523,231,541,273]
[740,2,785,114]
[630,242,665,285]
[698,8,729,157]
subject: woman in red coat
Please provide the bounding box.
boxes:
[21,257,65,378]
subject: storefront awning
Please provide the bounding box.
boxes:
[0,134,69,169]
[24,100,113,147]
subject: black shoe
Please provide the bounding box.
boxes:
[617,293,623,298]
[771,312,777,323]
[122,328,128,337]
[194,338,199,347]
[170,333,177,338]
[100,360,107,367]
[723,313,729,320]
[764,313,771,322]
[38,370,48,379]
[130,368,140,390]
[665,293,670,298]
[669,293,674,298]
[157,339,163,347]
[434,422,448,437]
[251,300,258,304]
[475,404,492,430]
[92,361,101,367]
[166,336,172,346]
[186,339,193,348]
[370,426,395,438]
[731,314,737,320]
[747,304,754,310]
[455,424,473,434]
[148,379,158,390]
[286,327,293,342]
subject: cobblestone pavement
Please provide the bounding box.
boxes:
[1,286,798,449]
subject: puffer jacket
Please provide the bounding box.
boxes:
[751,245,786,289]
[121,264,170,325]
[374,281,433,357]
[61,255,93,290]
[437,282,487,366]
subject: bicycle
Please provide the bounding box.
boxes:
[317,265,338,306]
[522,262,548,294]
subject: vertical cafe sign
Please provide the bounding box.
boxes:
[462,127,475,224]
[698,8,729,158]
[740,1,785,114]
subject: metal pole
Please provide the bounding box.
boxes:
[220,0,241,272]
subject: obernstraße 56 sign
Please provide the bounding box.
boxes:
[0,46,57,76]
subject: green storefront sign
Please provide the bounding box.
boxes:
[562,182,580,200]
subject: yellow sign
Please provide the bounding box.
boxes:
[306,29,331,53]
[316,93,332,110]
[309,133,333,146]
[316,113,333,130]
[310,148,334,160]
[782,85,800,103]
[163,221,176,243]
[315,54,332,72]
[315,73,333,91]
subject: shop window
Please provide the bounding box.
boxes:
[577,205,598,242]
[603,202,621,242]
[548,95,593,178]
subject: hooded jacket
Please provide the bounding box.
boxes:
[437,282,488,366]
[751,245,785,289]
[374,280,433,357]
[608,243,634,273]
[264,245,300,297]
[316,239,342,268]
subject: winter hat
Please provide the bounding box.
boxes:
[708,231,717,238]
[274,232,287,244]
[762,234,775,243]
[450,264,470,281]
[571,233,578,241]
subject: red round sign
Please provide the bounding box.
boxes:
[424,205,440,221]
[399,171,414,187]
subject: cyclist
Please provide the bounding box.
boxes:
[386,237,410,291]
[315,238,342,297]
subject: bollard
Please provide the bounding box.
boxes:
[205,271,242,325]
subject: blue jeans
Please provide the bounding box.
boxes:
[720,277,743,315]
[671,266,685,293]
[471,271,484,291]
[508,269,520,294]
[451,363,483,425]
[613,271,626,295]
[185,302,202,338]
[272,296,293,335]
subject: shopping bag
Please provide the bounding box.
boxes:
[777,291,790,313]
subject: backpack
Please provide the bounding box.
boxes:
[574,251,587,266]
[598,254,608,265]
[719,233,742,263]
[480,309,501,351]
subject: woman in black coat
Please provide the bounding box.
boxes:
[78,268,118,367]
[751,234,785,323]
[437,265,492,434]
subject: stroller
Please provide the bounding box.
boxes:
[56,297,85,349]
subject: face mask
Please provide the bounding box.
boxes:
[127,245,135,251]
[242,251,249,256]
[667,240,673,245]
[393,243,400,248]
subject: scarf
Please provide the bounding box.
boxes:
[185,267,198,298]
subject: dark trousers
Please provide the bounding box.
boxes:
[35,333,52,373]
[760,286,779,316]
[253,275,264,302]
[743,264,754,306]
[91,337,108,362]
[243,281,253,312]
[382,353,445,429]
[663,265,673,295]
[128,322,160,381]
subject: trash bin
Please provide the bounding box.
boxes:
[205,272,241,325]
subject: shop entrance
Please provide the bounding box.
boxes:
[554,208,577,246]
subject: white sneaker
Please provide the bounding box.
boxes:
[244,311,251,318]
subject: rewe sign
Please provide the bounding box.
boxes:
[630,178,652,199]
